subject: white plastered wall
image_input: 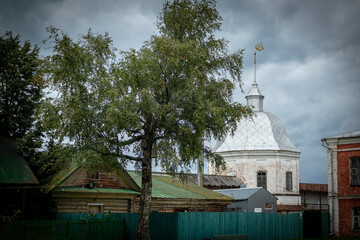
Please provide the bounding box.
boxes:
[209,150,301,205]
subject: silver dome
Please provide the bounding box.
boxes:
[214,111,299,153]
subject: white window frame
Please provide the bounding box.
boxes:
[350,157,360,186]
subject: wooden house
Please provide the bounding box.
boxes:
[45,163,141,213]
[46,164,233,214]
[0,135,39,216]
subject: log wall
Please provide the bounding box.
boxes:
[134,199,230,213]
[55,195,135,213]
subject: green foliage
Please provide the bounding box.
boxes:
[158,0,222,43]
[42,1,252,238]
[42,27,122,173]
[42,0,252,175]
[0,31,43,139]
[0,209,22,223]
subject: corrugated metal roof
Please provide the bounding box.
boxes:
[0,136,39,184]
[128,172,233,200]
[184,174,242,189]
[215,187,262,200]
[53,187,139,194]
[150,172,242,189]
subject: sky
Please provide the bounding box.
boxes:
[1,0,360,184]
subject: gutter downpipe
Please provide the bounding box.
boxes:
[321,138,335,235]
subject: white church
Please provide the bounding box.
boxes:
[209,79,301,209]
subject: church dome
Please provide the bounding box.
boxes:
[214,81,299,153]
[214,111,299,152]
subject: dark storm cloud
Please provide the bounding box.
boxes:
[217,0,360,183]
[1,0,359,183]
[0,0,51,43]
[219,0,360,64]
[1,0,163,52]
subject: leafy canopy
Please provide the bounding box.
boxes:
[42,0,251,174]
[0,31,43,139]
[42,1,252,239]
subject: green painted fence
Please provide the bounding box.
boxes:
[0,218,124,240]
[321,212,330,238]
[57,212,303,240]
[57,212,175,240]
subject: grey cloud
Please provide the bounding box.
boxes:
[1,0,360,184]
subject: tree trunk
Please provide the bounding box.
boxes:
[136,134,153,240]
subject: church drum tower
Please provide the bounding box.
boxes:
[210,76,301,208]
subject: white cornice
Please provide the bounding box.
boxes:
[216,150,300,159]
[338,137,360,145]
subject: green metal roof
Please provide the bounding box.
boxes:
[53,187,139,194]
[45,159,232,201]
[128,172,233,200]
[0,136,39,184]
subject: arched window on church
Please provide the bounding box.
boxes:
[257,171,267,189]
[286,171,293,191]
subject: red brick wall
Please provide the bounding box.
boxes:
[338,199,360,237]
[338,143,360,150]
[337,143,360,195]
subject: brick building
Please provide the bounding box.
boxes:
[322,130,360,237]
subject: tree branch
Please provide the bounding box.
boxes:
[99,151,143,162]
[116,153,142,162]
[159,63,170,104]
[115,134,144,147]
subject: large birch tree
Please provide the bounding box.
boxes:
[42,0,251,239]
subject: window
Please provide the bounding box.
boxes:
[265,203,273,210]
[286,172,293,191]
[87,203,104,213]
[257,171,267,189]
[350,157,360,185]
[353,207,360,230]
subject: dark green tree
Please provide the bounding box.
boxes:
[0,32,43,140]
[0,32,59,220]
[0,31,48,182]
[42,0,252,239]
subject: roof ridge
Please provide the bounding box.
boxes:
[43,161,83,193]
